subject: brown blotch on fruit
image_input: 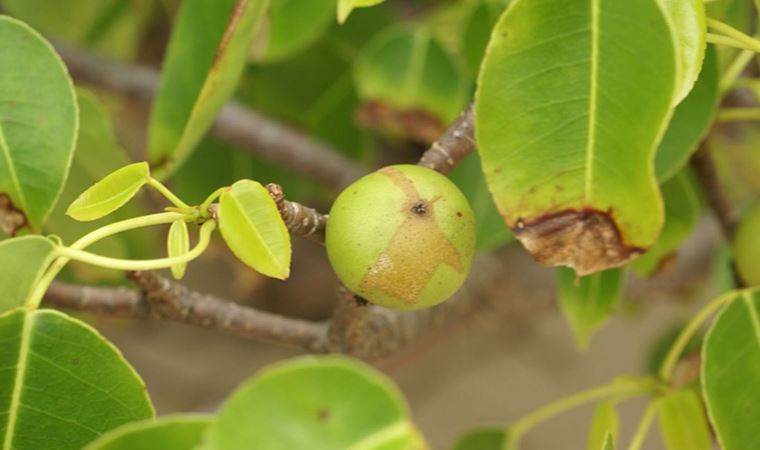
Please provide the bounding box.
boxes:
[0,193,28,236]
[513,209,644,276]
[358,167,464,305]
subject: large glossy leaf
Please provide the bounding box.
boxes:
[0,309,154,450]
[338,0,385,24]
[657,390,711,450]
[66,162,149,222]
[449,153,512,251]
[0,16,78,233]
[631,171,700,277]
[659,0,706,104]
[218,179,291,279]
[587,402,619,450]
[655,46,719,182]
[702,289,760,450]
[476,0,678,275]
[451,428,508,450]
[250,0,335,63]
[0,236,55,312]
[354,25,469,130]
[556,268,624,349]
[85,415,212,450]
[201,356,425,450]
[148,0,269,177]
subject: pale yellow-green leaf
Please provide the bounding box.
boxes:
[587,402,619,450]
[167,220,190,280]
[658,0,706,104]
[218,180,291,279]
[337,0,385,24]
[66,162,149,221]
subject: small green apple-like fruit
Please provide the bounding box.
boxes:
[734,203,760,286]
[326,164,476,310]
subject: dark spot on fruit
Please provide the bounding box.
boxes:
[456,211,463,217]
[512,209,644,275]
[317,408,331,422]
[411,201,427,216]
[494,167,503,174]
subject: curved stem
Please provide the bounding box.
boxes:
[707,18,760,53]
[626,401,660,450]
[658,291,737,381]
[57,220,216,271]
[25,212,188,309]
[147,177,191,209]
[508,378,656,447]
[720,49,755,92]
[705,33,758,52]
[200,187,226,217]
[718,107,760,122]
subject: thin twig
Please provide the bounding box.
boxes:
[418,104,476,174]
[44,275,329,351]
[690,145,738,240]
[266,183,327,243]
[54,42,364,190]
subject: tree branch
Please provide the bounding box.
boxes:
[690,145,739,241]
[418,104,476,174]
[54,42,364,190]
[44,275,329,351]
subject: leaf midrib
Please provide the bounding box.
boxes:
[584,0,600,203]
[2,312,34,450]
[0,121,28,215]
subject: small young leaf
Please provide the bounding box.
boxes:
[657,390,711,450]
[476,0,678,275]
[148,0,269,178]
[66,162,150,221]
[631,170,700,277]
[556,268,625,350]
[658,0,706,104]
[218,180,291,279]
[167,220,190,280]
[655,46,719,182]
[338,0,385,24]
[84,414,212,450]
[587,402,619,450]
[733,204,760,286]
[201,356,423,450]
[0,16,78,233]
[0,309,154,450]
[602,433,615,450]
[251,0,335,63]
[451,428,508,450]
[702,290,760,450]
[0,236,56,312]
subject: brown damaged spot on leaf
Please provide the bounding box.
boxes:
[356,100,446,144]
[0,193,28,236]
[513,209,644,276]
[358,167,463,306]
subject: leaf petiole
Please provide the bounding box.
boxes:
[706,18,760,53]
[626,401,660,450]
[717,107,760,122]
[147,177,192,210]
[55,219,216,271]
[200,186,227,218]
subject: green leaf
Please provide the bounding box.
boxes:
[655,46,719,182]
[733,204,760,286]
[587,402,619,450]
[0,236,55,312]
[0,309,154,450]
[602,433,615,450]
[631,170,700,277]
[657,390,711,450]
[148,0,269,177]
[475,0,678,275]
[218,179,291,279]
[460,1,503,76]
[449,153,512,251]
[354,25,469,128]
[251,0,335,63]
[66,162,149,222]
[451,428,507,450]
[84,415,212,450]
[658,0,706,104]
[702,289,760,450]
[167,220,189,280]
[46,89,153,282]
[338,0,385,24]
[0,15,78,232]
[556,268,624,349]
[201,356,424,450]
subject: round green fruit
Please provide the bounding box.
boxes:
[326,164,476,310]
[734,203,760,287]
